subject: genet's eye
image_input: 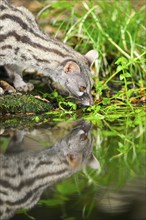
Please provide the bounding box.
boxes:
[79,86,86,92]
[80,133,88,141]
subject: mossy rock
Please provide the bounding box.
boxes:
[0,94,53,114]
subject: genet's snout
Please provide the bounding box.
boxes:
[81,95,94,106]
[89,97,94,105]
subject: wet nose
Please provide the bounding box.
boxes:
[89,97,94,105]
[82,97,94,106]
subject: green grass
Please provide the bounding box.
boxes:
[38,0,146,108]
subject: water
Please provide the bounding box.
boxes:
[0,118,145,220]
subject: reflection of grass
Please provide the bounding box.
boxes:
[85,111,146,187]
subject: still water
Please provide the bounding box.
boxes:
[0,119,145,220]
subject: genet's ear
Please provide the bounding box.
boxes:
[88,154,100,171]
[66,153,82,168]
[64,61,80,74]
[84,50,98,66]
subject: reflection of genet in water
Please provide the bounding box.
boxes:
[0,120,100,220]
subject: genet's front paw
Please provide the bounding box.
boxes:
[15,82,34,92]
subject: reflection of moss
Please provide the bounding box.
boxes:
[0,94,53,114]
[0,114,49,129]
[0,117,25,128]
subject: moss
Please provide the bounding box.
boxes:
[0,94,53,114]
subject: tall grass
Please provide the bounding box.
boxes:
[38,0,146,90]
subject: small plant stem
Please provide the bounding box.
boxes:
[78,4,99,35]
[123,77,134,110]
[37,4,51,19]
[107,36,131,58]
[103,120,134,145]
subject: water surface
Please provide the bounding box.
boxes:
[0,118,145,220]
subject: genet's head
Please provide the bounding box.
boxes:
[52,50,98,106]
